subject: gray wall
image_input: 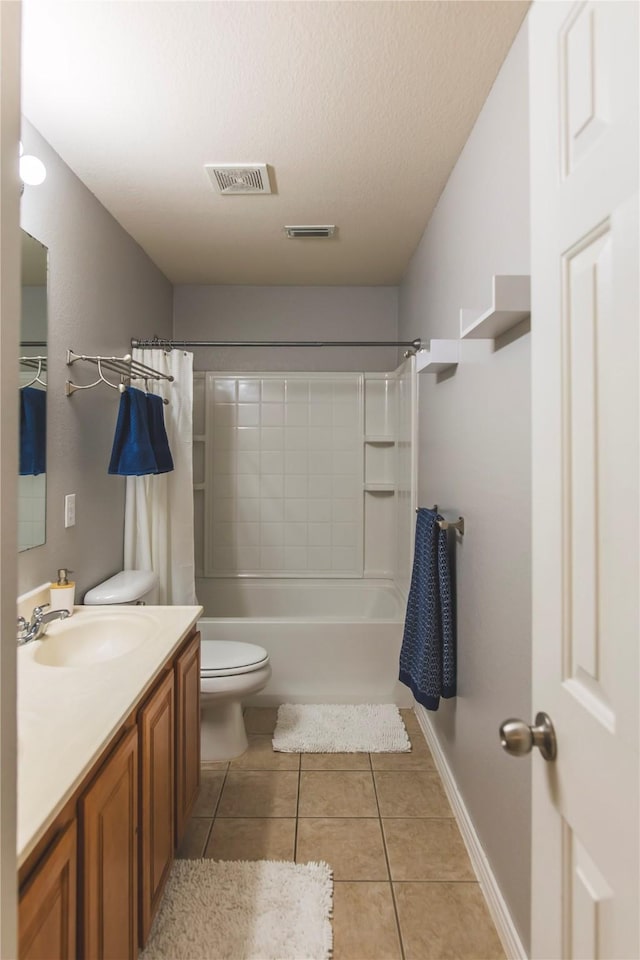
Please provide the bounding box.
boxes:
[173,285,399,372]
[398,23,531,950]
[18,120,173,597]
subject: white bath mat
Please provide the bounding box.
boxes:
[141,859,333,960]
[273,703,411,753]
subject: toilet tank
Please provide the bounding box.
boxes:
[83,570,159,605]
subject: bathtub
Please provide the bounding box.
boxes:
[195,578,412,706]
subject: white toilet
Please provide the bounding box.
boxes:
[200,640,271,762]
[85,570,270,763]
[84,569,160,606]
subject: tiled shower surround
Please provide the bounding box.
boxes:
[193,360,415,581]
[394,360,415,596]
[200,373,364,577]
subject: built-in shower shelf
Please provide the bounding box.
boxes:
[193,434,205,442]
[416,340,459,374]
[364,483,395,492]
[193,483,205,491]
[460,274,531,340]
[365,436,396,444]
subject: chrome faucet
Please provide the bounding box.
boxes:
[17,603,70,645]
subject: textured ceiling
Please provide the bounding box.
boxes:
[22,1,528,286]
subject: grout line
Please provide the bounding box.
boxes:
[200,818,215,857]
[370,753,406,960]
[205,814,297,819]
[213,764,231,817]
[389,879,481,884]
[203,762,231,852]
[293,750,302,861]
[184,765,227,856]
[380,815,461,821]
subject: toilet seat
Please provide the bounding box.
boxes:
[200,640,269,678]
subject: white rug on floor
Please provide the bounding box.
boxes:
[272,703,411,753]
[141,859,333,960]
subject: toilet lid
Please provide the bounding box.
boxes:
[200,641,269,677]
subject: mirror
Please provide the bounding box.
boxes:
[19,230,48,552]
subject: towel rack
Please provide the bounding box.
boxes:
[20,356,47,388]
[416,504,465,535]
[65,350,173,403]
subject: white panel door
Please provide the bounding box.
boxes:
[530,2,638,958]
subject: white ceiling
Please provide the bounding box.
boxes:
[22,0,528,286]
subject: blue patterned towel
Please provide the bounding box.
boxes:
[399,508,456,710]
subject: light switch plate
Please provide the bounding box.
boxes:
[64,493,76,528]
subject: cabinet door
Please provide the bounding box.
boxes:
[175,631,201,845]
[19,820,77,960]
[139,670,174,946]
[80,725,138,960]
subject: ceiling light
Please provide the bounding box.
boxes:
[284,225,336,239]
[19,142,46,186]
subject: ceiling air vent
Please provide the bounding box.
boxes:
[284,225,336,239]
[205,163,272,195]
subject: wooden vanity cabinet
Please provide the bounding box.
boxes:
[18,628,200,960]
[18,820,77,960]
[139,669,175,946]
[175,630,201,845]
[80,724,139,960]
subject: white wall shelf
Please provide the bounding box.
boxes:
[460,274,530,340]
[416,340,460,374]
[365,436,396,444]
[364,483,395,492]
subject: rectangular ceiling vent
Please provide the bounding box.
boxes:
[285,225,336,239]
[205,163,272,195]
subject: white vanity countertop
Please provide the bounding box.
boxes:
[17,603,202,868]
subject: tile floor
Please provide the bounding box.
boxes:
[178,707,506,960]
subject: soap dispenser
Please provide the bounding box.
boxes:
[50,568,75,616]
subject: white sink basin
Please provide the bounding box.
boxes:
[34,611,158,667]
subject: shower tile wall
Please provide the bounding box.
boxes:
[200,374,364,577]
[362,361,415,587]
[394,358,417,598]
[363,374,397,578]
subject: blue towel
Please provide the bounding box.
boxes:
[399,508,456,710]
[108,386,158,476]
[19,387,46,476]
[146,393,174,474]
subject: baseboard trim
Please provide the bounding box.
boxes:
[414,704,528,960]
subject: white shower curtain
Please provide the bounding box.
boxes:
[124,348,197,605]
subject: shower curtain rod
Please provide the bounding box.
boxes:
[131,336,422,351]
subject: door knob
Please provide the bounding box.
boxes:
[499,712,557,761]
